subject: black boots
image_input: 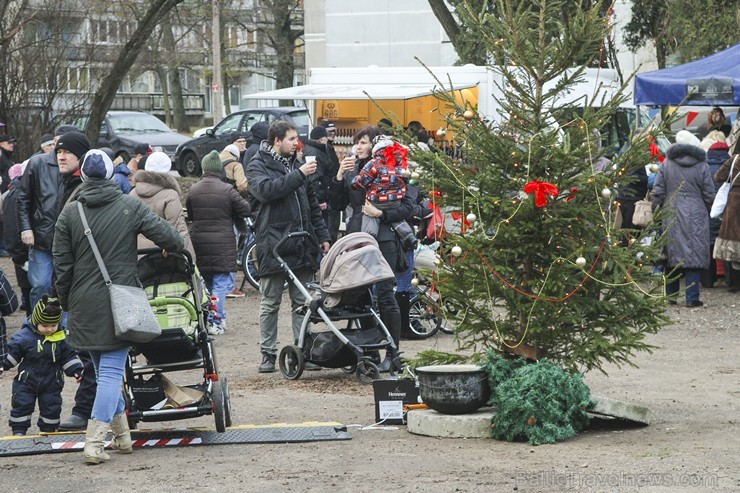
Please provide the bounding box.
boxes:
[396,292,411,337]
[379,310,402,373]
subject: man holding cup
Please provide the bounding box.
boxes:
[245,121,331,373]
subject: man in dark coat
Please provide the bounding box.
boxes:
[303,126,339,240]
[245,121,331,373]
[0,134,17,257]
[186,150,251,334]
[244,121,269,166]
[16,125,83,311]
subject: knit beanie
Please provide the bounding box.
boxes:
[675,130,701,148]
[80,149,114,181]
[201,150,223,173]
[372,135,395,156]
[55,131,91,160]
[144,151,172,173]
[31,295,63,327]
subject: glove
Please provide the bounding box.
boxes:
[73,371,83,384]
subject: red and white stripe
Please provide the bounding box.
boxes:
[51,437,201,450]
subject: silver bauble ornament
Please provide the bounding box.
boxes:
[466,213,477,223]
[601,188,612,199]
[649,164,659,173]
[436,128,446,138]
[575,256,587,268]
[451,245,463,257]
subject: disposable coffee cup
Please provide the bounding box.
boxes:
[305,156,316,164]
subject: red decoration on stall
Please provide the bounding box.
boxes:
[686,111,699,127]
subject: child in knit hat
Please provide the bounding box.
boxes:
[0,295,83,435]
[351,136,416,245]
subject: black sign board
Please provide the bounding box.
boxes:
[686,77,734,103]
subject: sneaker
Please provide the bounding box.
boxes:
[686,300,704,308]
[259,354,276,373]
[208,322,225,335]
[226,289,246,298]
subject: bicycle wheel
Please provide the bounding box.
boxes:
[405,294,441,339]
[242,242,261,290]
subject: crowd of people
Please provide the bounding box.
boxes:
[0,105,736,462]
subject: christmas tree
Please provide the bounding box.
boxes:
[411,0,671,373]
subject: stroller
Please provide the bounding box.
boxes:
[122,249,232,432]
[276,232,401,384]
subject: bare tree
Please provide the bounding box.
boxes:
[254,0,304,99]
[86,0,184,144]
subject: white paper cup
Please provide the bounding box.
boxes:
[305,156,316,163]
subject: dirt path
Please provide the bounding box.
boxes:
[0,260,737,492]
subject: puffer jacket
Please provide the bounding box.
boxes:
[16,151,62,250]
[186,173,251,273]
[2,322,83,384]
[218,149,248,195]
[652,144,715,269]
[53,179,183,351]
[130,170,195,260]
[245,142,330,277]
[112,163,131,194]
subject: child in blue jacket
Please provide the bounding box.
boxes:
[1,296,83,435]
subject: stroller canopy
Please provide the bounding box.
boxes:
[319,233,396,307]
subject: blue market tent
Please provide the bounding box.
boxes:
[634,43,740,106]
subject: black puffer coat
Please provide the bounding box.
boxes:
[53,179,183,351]
[245,143,330,277]
[186,173,251,273]
[16,151,62,250]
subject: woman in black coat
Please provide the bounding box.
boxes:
[329,125,414,372]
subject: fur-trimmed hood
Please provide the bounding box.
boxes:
[132,170,181,198]
[666,143,707,167]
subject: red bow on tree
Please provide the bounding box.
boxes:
[523,180,558,208]
[648,139,665,163]
[450,211,471,232]
[381,142,408,168]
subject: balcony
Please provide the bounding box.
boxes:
[110,93,206,115]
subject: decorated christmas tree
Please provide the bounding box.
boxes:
[411,0,671,373]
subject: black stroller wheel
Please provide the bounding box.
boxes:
[356,361,379,385]
[221,377,233,428]
[279,345,305,380]
[213,380,227,433]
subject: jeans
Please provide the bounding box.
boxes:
[202,272,231,323]
[395,249,415,293]
[666,268,701,302]
[89,347,128,423]
[28,246,53,311]
[259,268,313,356]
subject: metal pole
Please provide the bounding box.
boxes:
[212,0,223,124]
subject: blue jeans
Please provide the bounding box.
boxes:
[202,272,231,323]
[28,247,53,311]
[259,268,313,356]
[89,347,128,423]
[666,268,701,302]
[395,250,415,293]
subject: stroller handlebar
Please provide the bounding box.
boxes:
[137,248,194,265]
[272,231,310,266]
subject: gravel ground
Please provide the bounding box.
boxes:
[0,258,738,492]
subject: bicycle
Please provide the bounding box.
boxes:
[236,217,260,291]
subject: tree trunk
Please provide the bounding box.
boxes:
[155,66,172,127]
[86,0,184,144]
[169,68,188,132]
[427,0,460,48]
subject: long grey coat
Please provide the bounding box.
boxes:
[652,144,716,269]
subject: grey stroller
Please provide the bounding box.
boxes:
[274,232,400,384]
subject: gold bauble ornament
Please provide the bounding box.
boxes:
[575,256,587,268]
[649,164,659,173]
[463,110,475,120]
[601,188,612,199]
[410,277,420,287]
[436,128,446,138]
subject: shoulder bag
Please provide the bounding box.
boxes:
[77,202,161,343]
[710,156,739,220]
[632,191,654,228]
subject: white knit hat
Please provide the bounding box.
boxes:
[371,135,395,156]
[80,149,114,181]
[675,130,701,148]
[144,151,172,173]
[224,144,240,158]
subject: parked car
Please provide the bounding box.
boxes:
[71,111,189,164]
[174,107,310,176]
